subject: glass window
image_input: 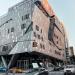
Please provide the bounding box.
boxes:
[33,42,37,47]
[2,46,8,51]
[21,23,26,29]
[41,37,43,41]
[57,41,58,44]
[43,45,45,49]
[6,21,8,23]
[8,29,10,33]
[40,43,42,48]
[22,14,29,21]
[25,14,29,19]
[41,29,42,33]
[22,16,23,21]
[37,34,40,39]
[57,36,58,39]
[34,32,36,37]
[66,65,75,68]
[36,25,39,31]
[11,27,14,32]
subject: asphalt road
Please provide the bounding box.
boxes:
[49,71,64,75]
[0,71,65,75]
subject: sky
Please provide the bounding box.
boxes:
[0,0,75,49]
[48,0,75,49]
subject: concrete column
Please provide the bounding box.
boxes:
[1,56,7,68]
[8,54,15,69]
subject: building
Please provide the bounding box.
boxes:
[69,47,75,64]
[69,47,74,56]
[0,0,66,69]
[64,38,70,64]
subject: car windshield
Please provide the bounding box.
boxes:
[66,65,75,68]
[48,63,54,67]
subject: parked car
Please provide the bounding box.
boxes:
[9,67,23,73]
[0,67,7,73]
[24,62,49,75]
[47,63,55,72]
[9,62,49,75]
[64,65,75,75]
[54,66,64,71]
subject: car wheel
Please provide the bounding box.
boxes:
[72,73,75,75]
[64,72,72,75]
[64,72,66,75]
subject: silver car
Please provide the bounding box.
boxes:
[47,63,55,72]
[64,65,75,75]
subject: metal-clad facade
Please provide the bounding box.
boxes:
[0,0,65,61]
[0,0,33,55]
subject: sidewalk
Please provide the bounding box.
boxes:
[0,73,5,75]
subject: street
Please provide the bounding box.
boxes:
[0,71,64,75]
[49,71,64,75]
